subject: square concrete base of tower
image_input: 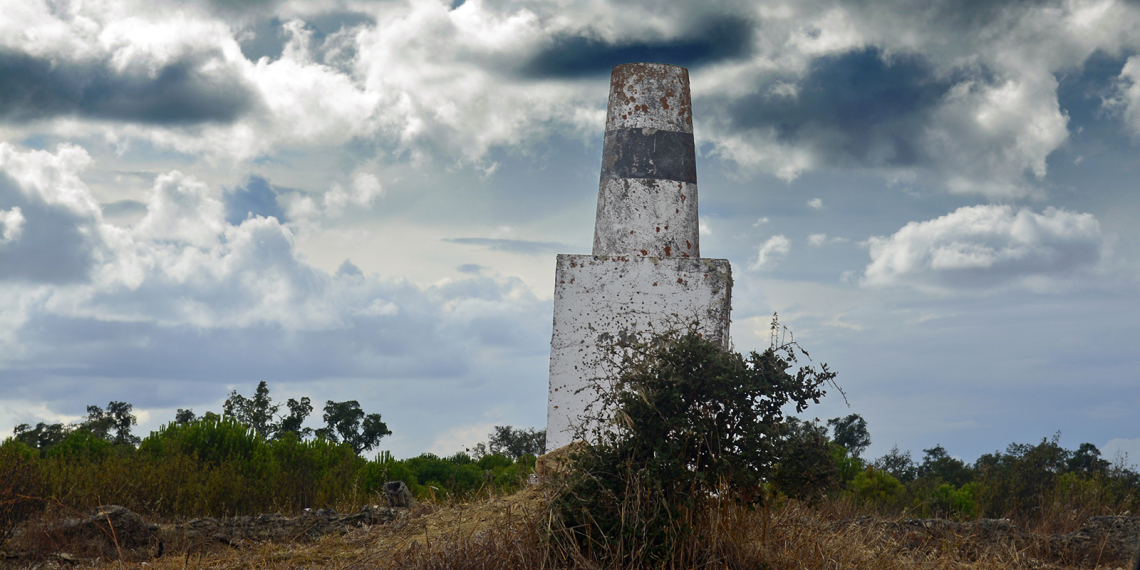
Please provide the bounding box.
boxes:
[545,253,732,451]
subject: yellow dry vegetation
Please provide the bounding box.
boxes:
[370,483,548,550]
[8,481,1139,570]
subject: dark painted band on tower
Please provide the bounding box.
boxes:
[599,128,697,183]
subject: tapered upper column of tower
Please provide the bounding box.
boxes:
[592,63,699,259]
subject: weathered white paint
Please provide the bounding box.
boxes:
[545,63,734,452]
[593,178,698,258]
[545,254,732,451]
[594,63,699,258]
[604,63,693,134]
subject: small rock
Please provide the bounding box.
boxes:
[385,481,415,508]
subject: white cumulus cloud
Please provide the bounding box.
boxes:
[808,233,848,246]
[750,234,791,270]
[1114,55,1140,137]
[0,141,545,337]
[0,208,24,244]
[924,77,1069,198]
[862,205,1106,292]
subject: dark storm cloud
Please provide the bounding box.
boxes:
[0,49,256,125]
[0,172,98,284]
[726,48,956,167]
[224,175,288,225]
[1056,50,1133,138]
[521,15,753,78]
[238,17,289,62]
[910,0,1055,30]
[443,237,567,254]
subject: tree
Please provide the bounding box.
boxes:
[554,321,841,565]
[315,400,392,455]
[777,417,840,500]
[488,426,545,459]
[83,401,139,446]
[874,445,918,483]
[278,397,314,439]
[918,444,973,486]
[1067,442,1110,475]
[828,413,871,458]
[175,409,197,425]
[223,381,280,439]
[467,442,488,459]
[12,401,139,453]
[974,433,1071,518]
[221,383,314,440]
[12,422,69,454]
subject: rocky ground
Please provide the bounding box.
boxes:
[2,503,398,562]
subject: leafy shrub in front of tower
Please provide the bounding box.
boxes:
[550,318,841,567]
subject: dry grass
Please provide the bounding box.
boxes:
[3,488,1136,570]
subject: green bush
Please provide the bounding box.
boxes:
[935,482,980,520]
[271,433,363,511]
[773,418,839,502]
[477,453,513,471]
[553,324,840,567]
[975,434,1072,519]
[43,429,114,462]
[846,466,904,507]
[141,416,269,468]
[368,457,418,491]
[489,454,535,490]
[400,453,492,499]
[20,432,530,517]
[0,439,45,547]
[445,452,475,465]
[832,444,864,487]
[0,438,37,462]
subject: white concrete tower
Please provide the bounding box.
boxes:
[545,63,733,452]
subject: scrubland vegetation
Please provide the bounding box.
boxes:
[0,418,536,520]
[3,318,1139,568]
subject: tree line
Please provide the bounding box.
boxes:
[778,413,1140,522]
[11,381,391,457]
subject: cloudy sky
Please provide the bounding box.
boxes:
[1,0,1138,464]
